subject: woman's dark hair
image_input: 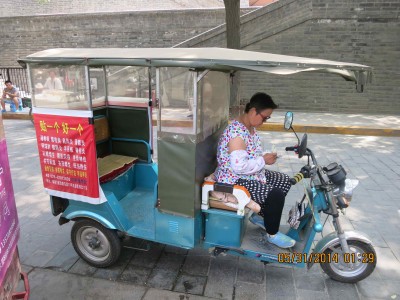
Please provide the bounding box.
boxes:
[244,92,278,113]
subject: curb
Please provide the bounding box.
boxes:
[258,123,400,137]
[1,113,32,121]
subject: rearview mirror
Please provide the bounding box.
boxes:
[284,111,293,130]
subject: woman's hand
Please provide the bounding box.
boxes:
[263,152,277,165]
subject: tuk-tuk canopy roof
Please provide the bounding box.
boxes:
[19,47,372,88]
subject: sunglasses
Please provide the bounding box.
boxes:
[258,112,271,122]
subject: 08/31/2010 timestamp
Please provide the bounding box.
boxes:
[277,252,376,264]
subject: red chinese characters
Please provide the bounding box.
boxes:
[34,114,99,199]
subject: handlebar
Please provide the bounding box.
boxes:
[285,144,329,187]
[285,145,318,165]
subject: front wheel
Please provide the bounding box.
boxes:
[71,219,121,268]
[320,239,377,283]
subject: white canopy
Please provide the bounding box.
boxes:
[19,47,372,90]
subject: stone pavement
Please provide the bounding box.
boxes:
[3,115,400,300]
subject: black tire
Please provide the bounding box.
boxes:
[320,239,377,283]
[71,219,121,268]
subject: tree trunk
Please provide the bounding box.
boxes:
[224,0,241,49]
[224,0,241,115]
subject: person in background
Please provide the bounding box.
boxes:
[44,70,63,90]
[215,92,295,249]
[1,80,20,113]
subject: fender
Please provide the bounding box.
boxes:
[62,210,118,230]
[307,230,373,269]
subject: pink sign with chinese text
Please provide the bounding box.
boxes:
[0,118,20,285]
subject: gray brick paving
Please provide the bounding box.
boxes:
[325,278,360,300]
[143,288,217,300]
[234,281,266,300]
[92,249,135,281]
[129,241,164,268]
[173,274,207,295]
[28,269,148,300]
[204,256,238,299]
[296,289,329,300]
[182,248,211,276]
[237,257,264,284]
[265,265,297,298]
[3,118,400,299]
[44,243,79,271]
[23,250,55,268]
[119,264,151,285]
[147,268,179,290]
[69,258,98,277]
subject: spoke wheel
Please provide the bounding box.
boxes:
[320,239,376,283]
[71,219,121,268]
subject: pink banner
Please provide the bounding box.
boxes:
[0,121,20,285]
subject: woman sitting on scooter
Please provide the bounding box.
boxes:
[215,92,295,249]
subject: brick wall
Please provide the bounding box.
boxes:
[1,0,399,114]
[0,9,230,67]
[177,0,400,114]
[1,0,250,17]
[0,0,231,17]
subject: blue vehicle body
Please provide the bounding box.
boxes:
[55,156,337,269]
[56,161,201,249]
[23,48,375,282]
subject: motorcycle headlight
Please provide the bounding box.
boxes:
[343,178,359,202]
[333,178,359,208]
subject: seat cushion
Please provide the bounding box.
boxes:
[209,191,238,212]
[98,154,138,184]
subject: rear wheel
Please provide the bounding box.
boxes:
[320,240,376,283]
[71,219,121,268]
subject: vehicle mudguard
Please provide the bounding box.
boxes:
[62,211,118,230]
[307,230,373,269]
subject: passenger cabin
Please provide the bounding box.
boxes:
[20,48,372,250]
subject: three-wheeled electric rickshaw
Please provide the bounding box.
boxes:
[19,48,376,283]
